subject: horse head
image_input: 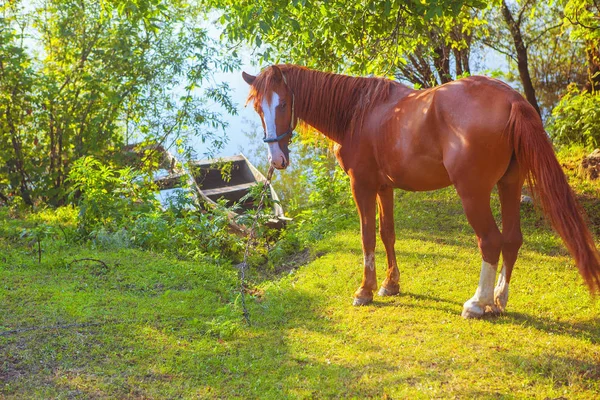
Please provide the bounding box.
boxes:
[243,65,296,170]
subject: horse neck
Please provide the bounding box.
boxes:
[282,65,410,143]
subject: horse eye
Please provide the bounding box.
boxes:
[279,102,287,109]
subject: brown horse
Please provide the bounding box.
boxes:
[242,64,600,318]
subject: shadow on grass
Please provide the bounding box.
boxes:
[369,291,463,315]
[370,290,600,345]
[493,311,600,344]
[0,282,349,398]
[2,270,599,398]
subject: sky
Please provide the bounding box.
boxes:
[204,59,263,159]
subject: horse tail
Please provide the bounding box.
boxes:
[508,100,600,292]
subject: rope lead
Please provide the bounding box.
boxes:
[239,165,276,325]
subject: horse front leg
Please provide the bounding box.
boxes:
[377,186,400,296]
[351,182,378,306]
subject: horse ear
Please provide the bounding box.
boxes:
[242,71,256,85]
[271,65,283,82]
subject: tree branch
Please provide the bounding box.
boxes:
[482,39,517,62]
[517,0,535,26]
[565,8,600,31]
[528,23,563,45]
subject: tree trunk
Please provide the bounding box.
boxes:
[434,44,452,84]
[461,32,472,76]
[6,104,32,205]
[501,0,542,116]
[584,39,600,93]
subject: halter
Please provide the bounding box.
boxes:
[263,73,295,144]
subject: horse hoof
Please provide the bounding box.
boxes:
[494,286,508,313]
[462,302,501,318]
[461,299,484,319]
[486,304,502,315]
[353,297,372,306]
[378,285,399,297]
[461,307,484,319]
[494,298,506,313]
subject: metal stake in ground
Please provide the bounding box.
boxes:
[238,166,275,325]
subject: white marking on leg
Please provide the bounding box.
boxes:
[494,264,509,312]
[364,253,375,271]
[261,93,286,168]
[462,261,497,318]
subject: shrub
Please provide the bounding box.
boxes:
[292,154,355,243]
[128,207,243,262]
[548,86,600,148]
[67,156,244,262]
[68,156,159,234]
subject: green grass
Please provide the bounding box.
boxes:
[2,165,600,398]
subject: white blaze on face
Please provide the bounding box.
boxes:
[261,92,287,169]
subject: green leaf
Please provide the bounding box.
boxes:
[290,18,300,31]
[259,21,270,33]
[383,0,391,17]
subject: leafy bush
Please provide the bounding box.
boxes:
[67,156,244,262]
[292,155,355,243]
[68,156,159,234]
[65,151,355,268]
[128,207,243,262]
[548,86,600,148]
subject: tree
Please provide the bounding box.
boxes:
[395,10,485,87]
[0,0,239,205]
[546,1,600,147]
[0,3,36,205]
[500,0,542,115]
[210,0,488,77]
[480,1,588,119]
[562,0,600,92]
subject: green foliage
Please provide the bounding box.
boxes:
[128,207,243,261]
[19,223,53,263]
[0,0,239,206]
[0,5,37,205]
[210,0,487,76]
[548,85,600,148]
[68,156,158,234]
[292,155,354,243]
[481,1,588,119]
[67,156,244,261]
[562,0,600,42]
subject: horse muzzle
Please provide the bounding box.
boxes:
[270,154,288,169]
[267,141,289,169]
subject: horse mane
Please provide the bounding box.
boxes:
[247,64,405,141]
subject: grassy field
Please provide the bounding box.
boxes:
[2,154,600,398]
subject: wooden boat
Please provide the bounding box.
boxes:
[189,154,289,229]
[123,144,288,232]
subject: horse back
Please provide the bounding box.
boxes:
[358,76,520,191]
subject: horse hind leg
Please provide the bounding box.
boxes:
[495,160,525,312]
[457,188,504,319]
